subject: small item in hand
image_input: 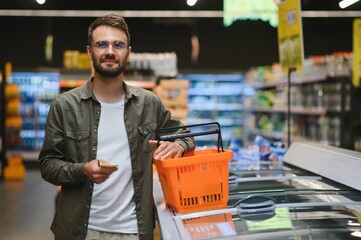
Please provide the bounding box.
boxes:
[99,163,118,168]
[97,158,118,168]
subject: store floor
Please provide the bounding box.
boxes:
[0,168,161,240]
[0,169,57,240]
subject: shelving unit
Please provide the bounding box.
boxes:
[5,71,60,162]
[177,73,245,147]
[60,79,156,91]
[244,68,353,149]
[2,70,157,163]
[0,71,4,178]
[59,69,157,92]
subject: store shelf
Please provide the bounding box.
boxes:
[7,150,39,162]
[249,73,329,89]
[245,106,327,116]
[189,103,243,111]
[0,71,60,164]
[178,73,245,147]
[188,87,242,96]
[244,61,352,149]
[6,71,60,152]
[125,79,156,89]
[60,79,156,90]
[249,128,311,143]
[0,71,4,178]
[60,80,86,88]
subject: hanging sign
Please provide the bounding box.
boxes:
[353,18,361,87]
[277,0,304,72]
[223,0,278,27]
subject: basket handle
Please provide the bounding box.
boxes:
[156,121,224,152]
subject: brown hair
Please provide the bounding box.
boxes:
[88,14,130,46]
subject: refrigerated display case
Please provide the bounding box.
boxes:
[6,70,60,160]
[153,142,361,239]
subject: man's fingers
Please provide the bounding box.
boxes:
[153,142,184,160]
[148,140,158,147]
[84,159,117,184]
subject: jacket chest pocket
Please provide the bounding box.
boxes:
[65,130,90,162]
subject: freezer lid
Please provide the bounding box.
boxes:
[284,141,361,192]
[171,176,361,240]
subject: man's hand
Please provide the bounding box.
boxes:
[149,140,185,160]
[84,159,118,184]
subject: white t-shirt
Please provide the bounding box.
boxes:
[88,99,138,233]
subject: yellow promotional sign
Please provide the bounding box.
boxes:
[277,0,304,72]
[353,19,361,87]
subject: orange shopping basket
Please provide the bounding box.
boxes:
[154,122,233,213]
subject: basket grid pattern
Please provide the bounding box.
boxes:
[178,161,225,207]
[155,149,233,213]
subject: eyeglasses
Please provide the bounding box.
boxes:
[93,40,127,53]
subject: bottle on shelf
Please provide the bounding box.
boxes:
[318,116,329,145]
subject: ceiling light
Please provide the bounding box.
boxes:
[187,0,198,7]
[36,0,46,4]
[339,0,360,9]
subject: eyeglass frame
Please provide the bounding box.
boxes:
[91,40,129,53]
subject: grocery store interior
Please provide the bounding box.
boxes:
[1,0,361,239]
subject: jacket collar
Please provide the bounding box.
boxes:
[81,77,139,101]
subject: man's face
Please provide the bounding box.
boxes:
[87,25,131,78]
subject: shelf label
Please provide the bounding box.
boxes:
[277,0,304,72]
[353,19,361,87]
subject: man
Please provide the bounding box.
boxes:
[39,14,195,240]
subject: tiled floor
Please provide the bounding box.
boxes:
[0,169,161,240]
[0,169,57,240]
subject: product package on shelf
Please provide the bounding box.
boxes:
[153,79,189,123]
[4,155,26,181]
[125,52,178,81]
[229,135,286,172]
[4,84,26,180]
[5,84,22,149]
[244,52,352,87]
[63,50,91,70]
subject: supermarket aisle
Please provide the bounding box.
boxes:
[0,169,161,240]
[0,169,57,240]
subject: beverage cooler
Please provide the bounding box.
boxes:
[6,70,60,159]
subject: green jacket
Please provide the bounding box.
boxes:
[38,79,195,240]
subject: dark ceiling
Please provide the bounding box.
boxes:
[0,0,360,11]
[0,0,359,70]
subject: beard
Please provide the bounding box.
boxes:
[92,54,127,78]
